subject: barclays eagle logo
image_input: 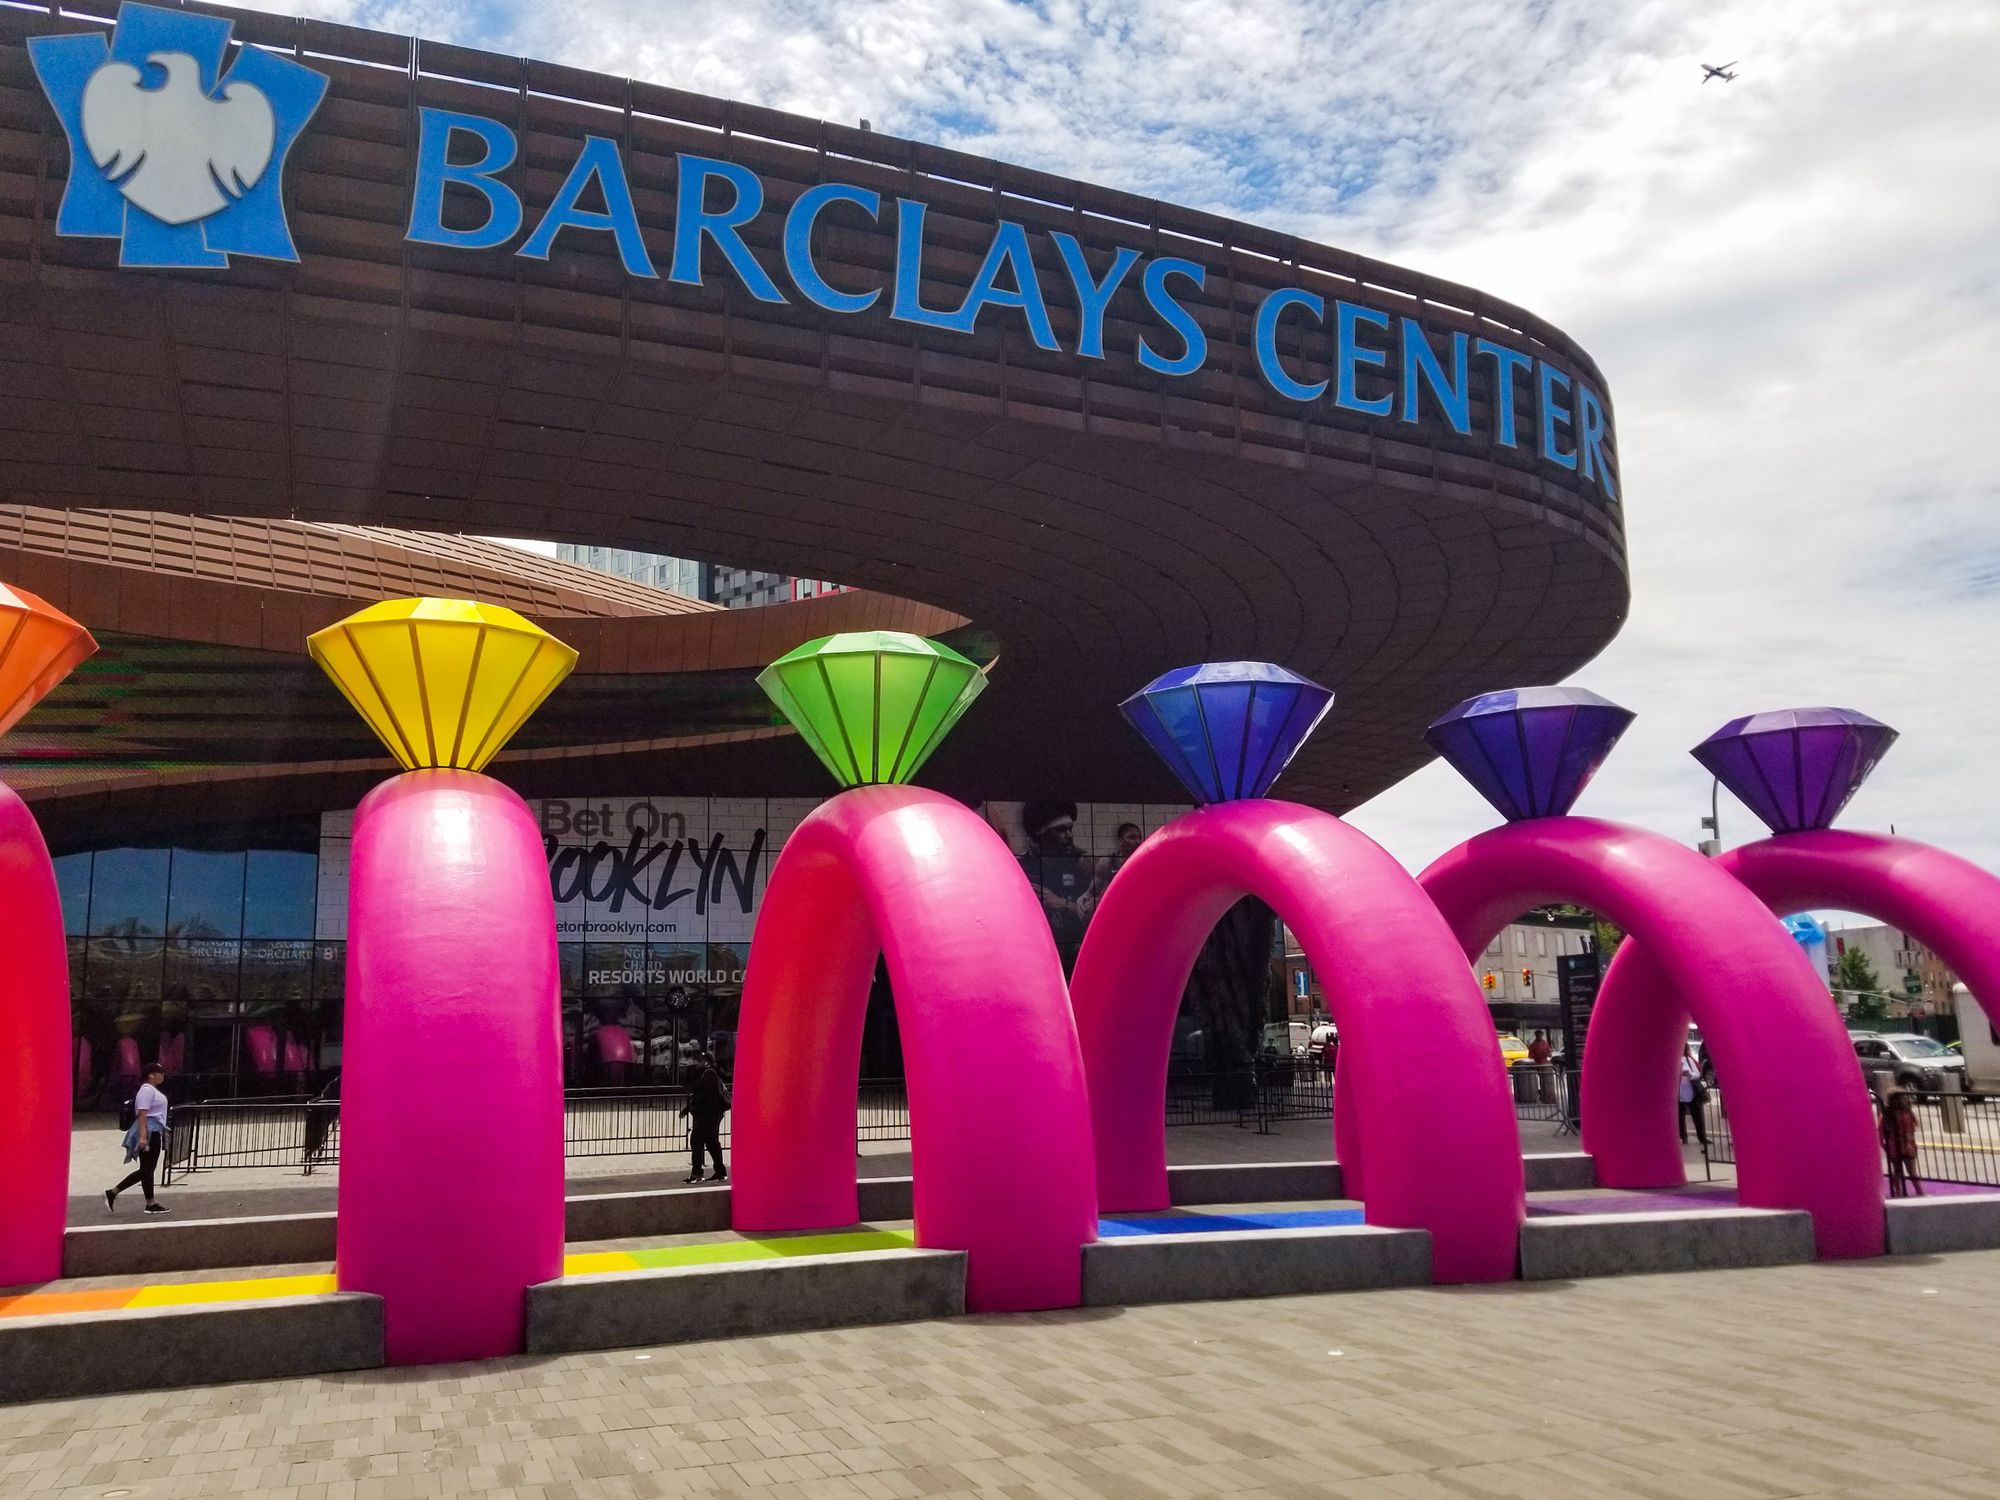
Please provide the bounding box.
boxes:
[28,3,328,269]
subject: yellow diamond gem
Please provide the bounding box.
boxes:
[306,597,578,773]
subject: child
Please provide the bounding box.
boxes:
[1881,1089,1924,1198]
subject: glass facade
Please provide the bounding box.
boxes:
[554,543,707,600]
[60,842,340,1108]
[57,835,857,1105]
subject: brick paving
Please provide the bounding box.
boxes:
[5,1250,1999,1499]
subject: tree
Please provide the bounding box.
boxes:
[1833,945,1888,1021]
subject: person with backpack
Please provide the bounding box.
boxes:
[682,1051,729,1185]
[105,1062,170,1214]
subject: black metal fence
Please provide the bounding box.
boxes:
[164,1079,912,1182]
[1510,1064,1569,1124]
[1163,1062,1335,1132]
[1699,1088,2000,1189]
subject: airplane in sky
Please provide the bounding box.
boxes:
[1702,61,1739,83]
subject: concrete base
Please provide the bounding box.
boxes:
[1165,1161,1343,1204]
[562,1185,731,1242]
[1522,1153,1597,1192]
[64,1212,339,1280]
[0,1293,383,1405]
[1519,1208,1815,1281]
[1885,1194,2000,1255]
[1083,1225,1431,1307]
[525,1247,965,1355]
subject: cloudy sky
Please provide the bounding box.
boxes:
[239,0,2000,884]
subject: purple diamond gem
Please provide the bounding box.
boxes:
[1119,662,1334,804]
[1425,686,1635,821]
[1691,707,1898,835]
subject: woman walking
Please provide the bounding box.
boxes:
[104,1062,170,1214]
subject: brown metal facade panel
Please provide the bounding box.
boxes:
[0,0,1629,830]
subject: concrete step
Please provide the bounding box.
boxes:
[1519,1207,1815,1281]
[525,1246,965,1355]
[1082,1224,1431,1307]
[1884,1193,2000,1255]
[0,1292,382,1404]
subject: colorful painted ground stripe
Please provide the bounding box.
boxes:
[563,1230,915,1276]
[1098,1208,1367,1237]
[0,1274,338,1319]
[0,1231,919,1320]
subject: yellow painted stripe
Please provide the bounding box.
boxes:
[562,1250,644,1276]
[126,1274,337,1309]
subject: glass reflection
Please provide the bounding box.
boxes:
[168,850,246,939]
[54,853,91,934]
[88,849,169,936]
[244,851,317,938]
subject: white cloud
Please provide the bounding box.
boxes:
[223,0,2000,876]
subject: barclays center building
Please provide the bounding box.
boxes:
[0,1,1628,1104]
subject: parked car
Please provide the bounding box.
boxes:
[1851,1031,1967,1093]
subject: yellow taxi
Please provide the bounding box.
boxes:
[1496,1033,1532,1068]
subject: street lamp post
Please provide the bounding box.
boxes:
[1699,776,1722,856]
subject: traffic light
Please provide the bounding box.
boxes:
[1482,972,1497,992]
[1520,968,1534,991]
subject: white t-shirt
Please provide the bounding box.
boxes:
[1678,1054,1701,1103]
[134,1082,169,1128]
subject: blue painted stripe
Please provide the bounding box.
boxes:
[1098,1208,1366,1237]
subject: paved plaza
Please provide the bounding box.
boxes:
[5,1249,1997,1500]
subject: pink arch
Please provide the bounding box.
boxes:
[730,786,1097,1313]
[0,781,69,1288]
[1420,817,1883,1259]
[1589,829,2000,1190]
[337,772,566,1364]
[1070,801,1524,1284]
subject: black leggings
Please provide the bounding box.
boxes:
[113,1137,163,1204]
[1678,1100,1710,1147]
[690,1116,725,1177]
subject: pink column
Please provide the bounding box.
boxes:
[730,785,1097,1312]
[336,771,564,1363]
[1071,801,1524,1284]
[0,781,70,1287]
[1589,829,2000,1190]
[1420,817,1883,1259]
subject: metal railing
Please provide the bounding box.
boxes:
[1698,1087,2000,1189]
[1510,1064,1569,1124]
[164,1079,912,1181]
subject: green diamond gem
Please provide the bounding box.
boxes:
[756,631,988,787]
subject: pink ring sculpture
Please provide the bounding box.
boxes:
[337,771,565,1363]
[1071,801,1525,1284]
[0,783,71,1287]
[0,585,94,1289]
[1419,817,1884,1259]
[1591,831,2000,1186]
[730,785,1097,1312]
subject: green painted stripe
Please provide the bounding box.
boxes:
[623,1230,916,1270]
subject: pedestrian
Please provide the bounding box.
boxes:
[1676,1046,1710,1148]
[1527,1030,1552,1066]
[1882,1088,1925,1198]
[682,1050,729,1185]
[105,1062,170,1214]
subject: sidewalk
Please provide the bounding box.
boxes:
[69,1111,1719,1225]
